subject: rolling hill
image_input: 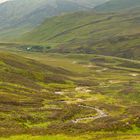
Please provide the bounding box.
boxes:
[0,0,84,40]
[0,51,73,136]
[0,0,108,40]
[0,0,87,28]
[21,7,140,60]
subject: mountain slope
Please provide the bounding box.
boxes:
[70,0,110,8]
[0,0,108,40]
[95,0,140,12]
[22,8,140,60]
[0,0,86,40]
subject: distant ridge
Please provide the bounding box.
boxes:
[95,0,140,12]
[0,0,108,40]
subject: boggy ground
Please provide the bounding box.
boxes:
[0,50,140,140]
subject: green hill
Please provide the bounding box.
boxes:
[0,52,72,86]
[0,0,108,40]
[95,0,140,12]
[0,0,86,40]
[0,51,75,136]
[22,8,140,60]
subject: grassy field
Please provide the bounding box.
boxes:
[0,44,140,139]
[1,133,140,140]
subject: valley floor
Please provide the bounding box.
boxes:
[0,45,140,140]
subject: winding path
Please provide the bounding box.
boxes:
[72,105,108,123]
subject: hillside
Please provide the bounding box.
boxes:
[95,0,140,12]
[22,8,140,60]
[0,0,85,40]
[0,51,76,136]
[0,0,108,40]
